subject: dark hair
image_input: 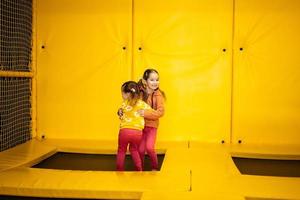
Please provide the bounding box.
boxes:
[143,68,159,81]
[121,81,141,106]
[138,68,166,102]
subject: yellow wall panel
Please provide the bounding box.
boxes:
[233,0,300,144]
[37,0,132,139]
[133,0,233,142]
[36,0,299,144]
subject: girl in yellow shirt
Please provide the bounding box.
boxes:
[116,81,151,171]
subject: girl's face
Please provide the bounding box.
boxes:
[122,91,130,100]
[146,72,159,91]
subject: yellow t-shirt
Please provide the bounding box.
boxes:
[119,99,151,130]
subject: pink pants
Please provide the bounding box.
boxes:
[116,128,142,171]
[139,126,158,170]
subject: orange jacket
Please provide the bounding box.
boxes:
[143,90,165,128]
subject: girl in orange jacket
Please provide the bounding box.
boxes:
[137,69,165,170]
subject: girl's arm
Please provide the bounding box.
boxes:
[143,94,164,120]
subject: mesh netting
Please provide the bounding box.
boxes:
[0,0,32,71]
[0,77,32,151]
[0,0,32,151]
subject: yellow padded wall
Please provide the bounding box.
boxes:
[133,0,233,142]
[232,0,300,144]
[36,0,132,139]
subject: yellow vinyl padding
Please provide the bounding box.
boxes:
[36,0,233,143]
[132,0,233,142]
[232,0,300,145]
[35,0,300,145]
[0,140,56,172]
[1,139,300,199]
[36,0,132,140]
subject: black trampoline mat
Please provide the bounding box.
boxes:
[32,152,164,171]
[232,157,300,177]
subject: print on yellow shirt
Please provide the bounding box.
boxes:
[119,100,151,130]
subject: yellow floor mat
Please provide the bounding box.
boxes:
[0,139,299,200]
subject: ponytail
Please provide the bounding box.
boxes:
[121,81,141,106]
